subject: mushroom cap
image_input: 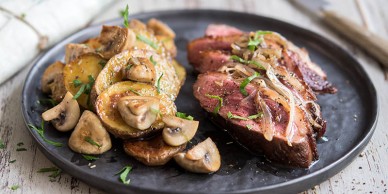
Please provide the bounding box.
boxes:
[99,25,136,59]
[147,18,176,39]
[123,135,186,166]
[40,61,66,102]
[162,116,199,146]
[174,138,221,173]
[124,57,156,84]
[41,92,80,132]
[68,110,112,154]
[117,96,160,130]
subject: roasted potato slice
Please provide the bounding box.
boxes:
[172,59,186,86]
[91,49,180,106]
[156,35,177,57]
[63,53,106,109]
[95,81,176,139]
[123,135,185,166]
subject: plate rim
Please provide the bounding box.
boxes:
[21,9,379,194]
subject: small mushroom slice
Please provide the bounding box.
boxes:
[41,92,80,132]
[117,96,160,130]
[64,43,95,64]
[68,110,112,154]
[162,116,199,146]
[98,25,136,59]
[174,138,221,173]
[123,135,186,166]
[147,18,176,39]
[123,57,156,84]
[40,61,67,102]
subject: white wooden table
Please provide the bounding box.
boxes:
[1,0,387,193]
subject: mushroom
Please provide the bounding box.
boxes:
[41,92,80,132]
[129,19,148,31]
[123,57,156,84]
[68,110,112,154]
[147,18,176,39]
[40,61,67,102]
[162,116,199,146]
[117,96,160,130]
[174,138,221,173]
[64,43,95,64]
[98,25,136,59]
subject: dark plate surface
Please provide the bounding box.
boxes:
[21,10,378,194]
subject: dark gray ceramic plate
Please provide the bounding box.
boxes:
[21,10,378,194]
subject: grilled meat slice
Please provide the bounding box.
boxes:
[193,72,318,167]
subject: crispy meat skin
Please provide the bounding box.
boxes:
[193,72,318,167]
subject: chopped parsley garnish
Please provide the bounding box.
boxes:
[10,185,19,190]
[129,88,141,96]
[227,112,263,121]
[73,75,95,99]
[0,139,4,149]
[116,165,132,184]
[247,31,272,51]
[230,55,265,70]
[122,5,129,28]
[82,154,99,161]
[240,72,260,96]
[205,94,223,114]
[150,55,157,65]
[156,73,163,93]
[98,60,107,67]
[38,167,62,181]
[28,121,63,147]
[84,137,101,148]
[16,148,27,152]
[176,112,194,120]
[9,159,16,163]
[38,98,58,106]
[136,34,159,49]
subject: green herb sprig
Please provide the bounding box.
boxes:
[73,75,95,99]
[137,34,159,49]
[28,121,63,147]
[116,166,132,184]
[205,94,223,114]
[38,167,62,181]
[82,154,99,161]
[176,112,194,120]
[84,137,102,148]
[227,112,263,121]
[122,5,129,28]
[230,55,265,70]
[240,72,260,96]
[156,73,163,93]
[10,185,19,190]
[247,31,272,51]
[150,56,157,66]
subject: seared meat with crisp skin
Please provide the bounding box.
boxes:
[189,24,333,167]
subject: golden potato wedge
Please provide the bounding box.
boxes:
[91,49,180,106]
[123,135,185,166]
[172,59,186,87]
[63,53,106,109]
[95,81,176,139]
[41,61,67,102]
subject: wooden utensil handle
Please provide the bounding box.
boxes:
[323,11,388,68]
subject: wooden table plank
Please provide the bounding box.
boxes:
[0,0,387,193]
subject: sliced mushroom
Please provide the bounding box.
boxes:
[123,135,185,166]
[41,92,80,132]
[40,61,67,102]
[64,43,95,64]
[117,96,160,130]
[174,138,221,173]
[129,19,147,31]
[98,25,136,59]
[123,57,156,84]
[162,116,198,146]
[147,18,176,39]
[68,110,112,154]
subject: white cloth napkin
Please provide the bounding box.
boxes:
[0,0,114,84]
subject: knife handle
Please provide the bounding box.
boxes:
[322,11,388,68]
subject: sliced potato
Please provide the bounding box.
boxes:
[95,81,176,139]
[63,53,106,109]
[91,49,180,105]
[172,59,186,86]
[123,135,185,166]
